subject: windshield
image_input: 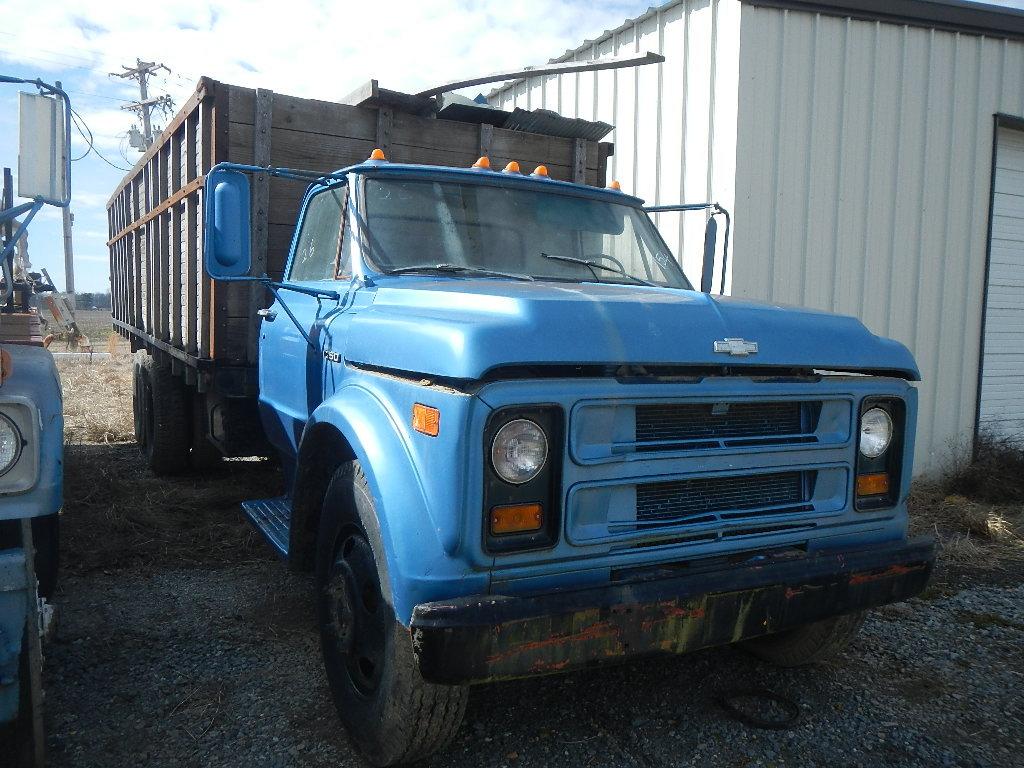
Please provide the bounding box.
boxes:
[362,178,691,289]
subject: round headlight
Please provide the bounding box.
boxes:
[491,419,548,484]
[0,413,23,477]
[859,407,893,459]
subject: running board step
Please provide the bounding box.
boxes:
[241,497,292,558]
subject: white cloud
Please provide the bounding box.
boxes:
[1,0,649,292]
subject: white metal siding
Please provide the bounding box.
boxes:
[732,6,1024,474]
[488,0,741,287]
[979,126,1024,443]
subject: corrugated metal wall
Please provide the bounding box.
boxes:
[488,0,741,287]
[732,6,1024,474]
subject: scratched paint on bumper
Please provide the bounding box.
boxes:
[411,537,935,685]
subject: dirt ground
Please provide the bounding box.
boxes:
[44,356,1024,768]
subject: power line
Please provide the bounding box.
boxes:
[63,89,137,105]
[68,107,132,172]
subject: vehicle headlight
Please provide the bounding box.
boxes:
[491,419,548,484]
[859,407,893,459]
[0,412,24,477]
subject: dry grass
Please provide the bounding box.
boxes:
[56,355,281,573]
[57,355,136,444]
[910,473,1024,570]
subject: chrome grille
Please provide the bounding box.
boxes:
[635,471,808,525]
[635,401,809,450]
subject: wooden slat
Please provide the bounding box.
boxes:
[573,138,587,184]
[248,88,273,364]
[375,106,393,154]
[229,87,378,139]
[211,80,232,361]
[199,94,213,360]
[105,176,205,246]
[185,111,199,354]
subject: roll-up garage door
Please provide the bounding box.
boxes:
[978,126,1024,443]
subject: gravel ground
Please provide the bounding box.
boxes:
[44,359,1024,767]
[44,518,1024,767]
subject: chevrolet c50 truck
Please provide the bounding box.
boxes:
[108,77,935,766]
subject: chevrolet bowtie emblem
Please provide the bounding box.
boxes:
[714,338,759,356]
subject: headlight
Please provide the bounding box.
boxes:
[859,407,893,458]
[0,412,23,477]
[491,419,548,484]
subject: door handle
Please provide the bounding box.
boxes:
[257,308,277,322]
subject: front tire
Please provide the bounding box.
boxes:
[315,462,467,766]
[744,611,866,667]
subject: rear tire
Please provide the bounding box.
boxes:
[135,355,190,476]
[315,462,467,766]
[744,611,866,667]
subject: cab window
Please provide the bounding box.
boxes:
[289,185,347,282]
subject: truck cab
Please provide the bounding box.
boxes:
[203,151,935,766]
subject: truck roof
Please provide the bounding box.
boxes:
[332,159,645,207]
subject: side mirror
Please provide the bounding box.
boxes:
[18,92,67,202]
[700,216,718,293]
[204,167,253,278]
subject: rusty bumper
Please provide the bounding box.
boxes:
[410,536,935,685]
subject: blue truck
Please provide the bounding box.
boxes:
[110,80,935,766]
[0,75,69,766]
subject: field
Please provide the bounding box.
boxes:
[45,355,1024,768]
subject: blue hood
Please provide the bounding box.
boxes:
[343,279,919,381]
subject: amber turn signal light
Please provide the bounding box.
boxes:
[490,503,543,535]
[412,404,440,437]
[856,472,890,497]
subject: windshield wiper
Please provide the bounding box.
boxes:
[538,252,659,287]
[382,263,534,281]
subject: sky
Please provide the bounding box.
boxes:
[0,0,651,293]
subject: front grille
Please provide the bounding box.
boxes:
[635,401,813,450]
[635,471,808,525]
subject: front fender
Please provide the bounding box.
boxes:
[308,383,489,625]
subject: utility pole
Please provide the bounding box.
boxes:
[110,59,174,149]
[55,80,74,298]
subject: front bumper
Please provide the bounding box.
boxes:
[411,536,935,684]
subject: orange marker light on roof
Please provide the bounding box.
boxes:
[472,156,491,169]
[608,180,622,191]
[369,148,386,161]
[532,165,549,177]
[503,161,521,173]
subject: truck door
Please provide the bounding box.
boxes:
[259,182,354,458]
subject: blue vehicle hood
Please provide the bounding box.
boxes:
[344,279,919,381]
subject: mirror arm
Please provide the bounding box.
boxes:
[0,200,43,304]
[262,281,341,349]
[265,283,315,348]
[712,204,731,295]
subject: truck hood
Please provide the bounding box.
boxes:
[343,279,919,381]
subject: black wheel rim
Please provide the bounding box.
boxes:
[326,531,387,697]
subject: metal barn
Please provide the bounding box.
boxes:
[488,0,1024,475]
